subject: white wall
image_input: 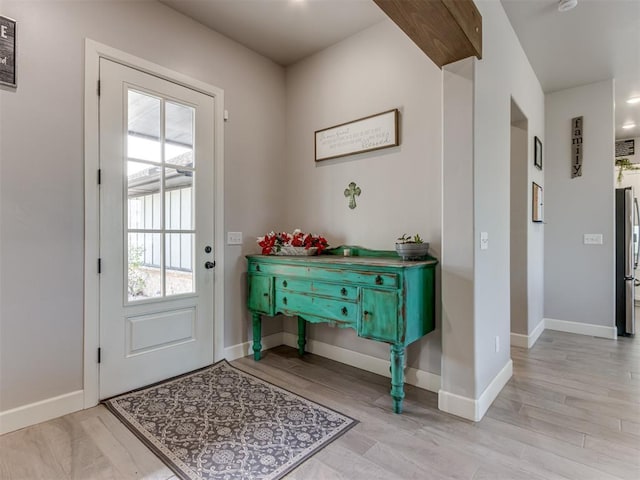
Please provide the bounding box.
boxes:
[441,58,475,398]
[282,20,443,374]
[544,80,615,328]
[474,0,544,395]
[0,0,285,412]
[440,0,545,413]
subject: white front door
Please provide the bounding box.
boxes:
[99,58,215,399]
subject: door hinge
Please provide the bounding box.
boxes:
[98,347,102,364]
[98,258,102,274]
[97,80,101,96]
[97,169,102,185]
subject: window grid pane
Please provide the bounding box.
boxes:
[126,90,196,302]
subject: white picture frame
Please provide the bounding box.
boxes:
[314,109,399,162]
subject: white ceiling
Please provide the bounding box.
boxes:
[161,0,640,140]
[159,0,385,66]
[501,0,640,140]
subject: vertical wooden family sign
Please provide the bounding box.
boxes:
[0,15,16,88]
[571,116,583,178]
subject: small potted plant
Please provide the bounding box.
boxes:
[395,233,429,260]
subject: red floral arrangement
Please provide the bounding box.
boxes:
[257,229,329,255]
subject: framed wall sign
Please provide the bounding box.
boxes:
[532,182,543,223]
[571,116,583,178]
[534,136,542,170]
[616,139,635,158]
[0,15,16,88]
[315,109,399,162]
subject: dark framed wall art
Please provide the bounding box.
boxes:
[534,136,542,170]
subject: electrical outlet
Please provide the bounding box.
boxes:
[495,336,500,353]
[227,232,243,245]
[583,233,603,245]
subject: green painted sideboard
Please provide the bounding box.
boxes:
[246,247,437,414]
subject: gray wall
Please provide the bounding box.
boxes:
[544,80,615,327]
[281,20,443,374]
[442,58,475,398]
[0,0,286,411]
[441,0,545,400]
[510,121,529,335]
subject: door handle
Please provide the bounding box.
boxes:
[205,261,216,269]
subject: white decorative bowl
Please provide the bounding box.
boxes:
[276,246,318,256]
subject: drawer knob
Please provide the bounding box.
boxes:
[340,287,347,296]
[375,275,383,285]
[283,280,288,288]
[283,297,288,305]
[256,265,261,272]
[263,293,269,297]
[364,310,369,316]
[341,306,348,316]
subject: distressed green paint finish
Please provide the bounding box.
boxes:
[247,274,273,315]
[276,291,357,325]
[279,278,359,301]
[390,343,406,413]
[250,261,398,288]
[297,317,306,356]
[245,250,437,413]
[252,313,262,361]
[360,289,398,342]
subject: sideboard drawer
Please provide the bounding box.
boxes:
[277,278,358,301]
[250,262,398,288]
[275,291,357,325]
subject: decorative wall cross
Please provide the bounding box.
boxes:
[344,182,361,209]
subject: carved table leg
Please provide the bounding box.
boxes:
[390,343,405,414]
[297,317,306,356]
[252,313,262,361]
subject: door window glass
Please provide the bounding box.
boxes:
[126,90,196,301]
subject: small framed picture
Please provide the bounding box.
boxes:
[534,136,542,170]
[532,182,543,223]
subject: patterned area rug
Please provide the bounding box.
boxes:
[104,360,356,480]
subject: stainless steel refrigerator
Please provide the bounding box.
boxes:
[615,187,638,336]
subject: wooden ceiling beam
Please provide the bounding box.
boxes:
[373,0,482,68]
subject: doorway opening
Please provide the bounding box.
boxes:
[510,99,529,340]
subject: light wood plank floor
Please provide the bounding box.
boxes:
[1,330,639,479]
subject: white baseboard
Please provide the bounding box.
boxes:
[0,390,84,435]
[438,359,512,422]
[224,332,441,393]
[223,332,285,361]
[511,319,545,349]
[476,359,513,420]
[544,318,617,340]
[437,389,477,421]
[281,332,441,393]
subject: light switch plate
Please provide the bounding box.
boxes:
[583,233,603,245]
[227,232,243,245]
[480,231,489,250]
